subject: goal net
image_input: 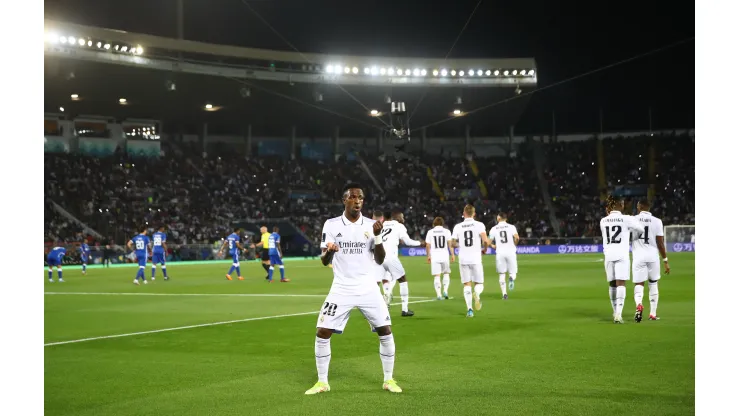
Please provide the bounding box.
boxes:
[664,225,695,253]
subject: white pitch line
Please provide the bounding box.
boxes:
[44,292,429,299]
[44,298,445,347]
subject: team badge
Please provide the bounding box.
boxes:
[364,232,370,239]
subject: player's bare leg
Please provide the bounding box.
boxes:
[306,328,333,395]
[613,280,627,323]
[397,276,414,317]
[633,282,645,323]
[463,282,474,317]
[498,274,508,300]
[433,274,442,300]
[648,279,660,320]
[376,326,402,393]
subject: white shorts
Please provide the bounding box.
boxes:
[373,264,388,283]
[604,258,630,282]
[459,263,484,284]
[632,260,660,284]
[316,291,392,333]
[382,257,406,280]
[431,260,451,276]
[495,253,518,274]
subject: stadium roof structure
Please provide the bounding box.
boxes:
[44,19,538,137]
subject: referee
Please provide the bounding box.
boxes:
[254,226,271,279]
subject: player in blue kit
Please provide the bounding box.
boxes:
[127,226,151,285]
[150,225,169,281]
[79,241,90,275]
[268,226,290,282]
[47,246,66,282]
[218,227,246,281]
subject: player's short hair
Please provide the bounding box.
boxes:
[372,210,384,219]
[637,199,651,210]
[606,195,623,211]
[497,212,508,220]
[159,225,166,231]
[342,182,363,199]
[463,204,476,217]
[433,217,445,227]
[140,225,148,232]
[233,227,241,233]
[273,226,279,232]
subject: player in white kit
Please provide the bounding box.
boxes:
[379,211,425,317]
[488,212,519,299]
[600,196,644,324]
[305,183,402,395]
[631,200,670,322]
[425,216,455,300]
[451,205,490,317]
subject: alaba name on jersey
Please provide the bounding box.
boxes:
[489,222,518,255]
[452,218,487,264]
[321,214,380,295]
[380,220,420,258]
[425,226,452,263]
[600,211,643,261]
[631,211,664,261]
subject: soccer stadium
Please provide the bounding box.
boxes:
[43,2,695,415]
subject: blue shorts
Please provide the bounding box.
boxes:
[81,255,88,264]
[269,254,283,266]
[47,257,61,267]
[152,252,166,265]
[136,253,147,267]
[231,252,240,263]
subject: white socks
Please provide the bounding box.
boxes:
[388,278,397,294]
[315,337,331,383]
[474,284,484,296]
[378,334,395,381]
[463,286,473,310]
[649,281,659,316]
[399,282,409,312]
[510,273,516,281]
[634,284,645,306]
[442,274,450,294]
[383,281,390,295]
[434,275,442,297]
[609,287,617,313]
[615,286,626,317]
[499,274,507,295]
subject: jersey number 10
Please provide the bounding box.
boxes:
[433,236,446,249]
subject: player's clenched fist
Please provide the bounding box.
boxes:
[373,220,383,236]
[325,242,339,252]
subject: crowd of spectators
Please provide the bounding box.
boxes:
[44,134,695,250]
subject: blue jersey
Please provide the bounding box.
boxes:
[226,233,241,256]
[152,232,167,254]
[48,247,66,261]
[130,234,150,257]
[268,232,281,255]
[79,243,90,258]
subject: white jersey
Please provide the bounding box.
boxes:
[489,222,518,255]
[600,211,642,261]
[451,218,487,265]
[320,214,380,296]
[425,226,452,263]
[380,220,420,259]
[631,211,664,262]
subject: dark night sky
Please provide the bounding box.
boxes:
[44,0,695,133]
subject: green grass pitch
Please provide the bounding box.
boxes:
[44,253,695,415]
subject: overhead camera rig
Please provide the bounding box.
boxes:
[387,101,411,142]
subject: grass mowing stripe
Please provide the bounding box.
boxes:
[44,298,445,347]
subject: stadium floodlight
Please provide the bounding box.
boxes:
[70,94,79,99]
[485,69,491,76]
[520,69,526,75]
[459,71,464,77]
[420,69,427,76]
[503,70,509,76]
[68,36,75,44]
[371,66,378,75]
[87,40,92,46]
[441,69,448,76]
[59,107,64,112]
[364,67,370,74]
[396,68,403,76]
[114,45,120,51]
[413,68,420,76]
[119,98,127,104]
[78,38,85,46]
[494,70,500,76]
[432,69,439,76]
[468,69,474,76]
[59,35,67,43]
[528,69,535,76]
[453,109,462,116]
[326,65,334,74]
[380,67,387,75]
[370,109,379,116]
[387,67,395,75]
[121,46,129,52]
[404,69,411,76]
[352,67,359,74]
[344,67,350,74]
[450,70,457,76]
[477,69,483,76]
[46,32,58,43]
[104,43,111,50]
[512,70,518,76]
[205,103,213,110]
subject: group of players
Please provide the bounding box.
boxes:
[217,226,290,283]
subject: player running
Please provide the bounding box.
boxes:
[489,213,519,299]
[47,246,66,282]
[379,211,424,317]
[451,205,490,317]
[631,200,670,322]
[79,241,90,275]
[600,196,643,323]
[267,226,290,282]
[219,227,245,281]
[127,226,150,285]
[425,217,454,300]
[305,182,402,395]
[151,225,169,281]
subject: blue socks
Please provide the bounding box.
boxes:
[279,266,285,280]
[152,267,156,278]
[228,265,236,275]
[162,266,168,278]
[235,266,241,277]
[58,269,63,280]
[82,264,87,273]
[48,270,52,280]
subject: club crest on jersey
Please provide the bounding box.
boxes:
[364,232,370,239]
